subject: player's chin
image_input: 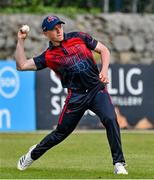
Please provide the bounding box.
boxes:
[57,35,64,41]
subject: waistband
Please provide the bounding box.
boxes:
[70,89,89,93]
[68,83,105,94]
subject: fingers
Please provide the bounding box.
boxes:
[101,78,109,84]
[99,73,109,84]
[17,29,27,40]
[99,73,103,79]
[17,25,30,40]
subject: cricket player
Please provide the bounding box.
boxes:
[15,15,128,175]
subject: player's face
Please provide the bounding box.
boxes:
[44,24,64,44]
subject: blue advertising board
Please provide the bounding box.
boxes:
[0,61,36,131]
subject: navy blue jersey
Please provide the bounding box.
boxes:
[33,32,102,90]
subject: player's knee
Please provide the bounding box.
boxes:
[103,114,118,127]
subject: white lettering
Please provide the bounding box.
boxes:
[119,68,125,95]
[50,71,63,94]
[0,109,11,128]
[108,67,143,96]
[108,68,118,94]
[112,96,143,106]
[0,67,20,98]
[51,96,61,115]
[50,96,66,115]
[126,68,143,95]
[0,77,16,87]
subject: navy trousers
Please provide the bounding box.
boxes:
[31,84,125,164]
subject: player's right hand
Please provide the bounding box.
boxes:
[17,29,27,40]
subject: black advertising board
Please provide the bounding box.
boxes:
[36,64,154,129]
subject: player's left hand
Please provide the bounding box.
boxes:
[99,70,109,84]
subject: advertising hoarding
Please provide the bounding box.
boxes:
[36,64,154,129]
[0,61,36,131]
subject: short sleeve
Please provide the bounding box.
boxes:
[78,32,98,50]
[33,52,47,70]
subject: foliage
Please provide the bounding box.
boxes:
[0,0,154,14]
[0,6,100,17]
[0,0,101,16]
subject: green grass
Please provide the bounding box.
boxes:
[0,130,154,179]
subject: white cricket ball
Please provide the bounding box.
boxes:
[21,25,30,33]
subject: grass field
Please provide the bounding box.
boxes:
[0,130,154,179]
